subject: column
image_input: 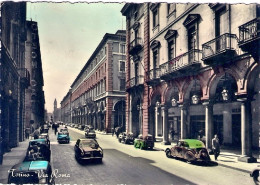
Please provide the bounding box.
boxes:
[238,99,256,163]
[203,101,213,149]
[155,106,158,138]
[161,105,170,145]
[179,104,187,139]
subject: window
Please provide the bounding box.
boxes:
[150,40,161,69]
[188,26,197,50]
[215,7,226,37]
[120,79,126,91]
[167,4,176,15]
[120,44,126,54]
[153,8,159,28]
[119,61,125,72]
[168,39,175,60]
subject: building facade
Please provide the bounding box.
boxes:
[122,3,259,162]
[0,2,33,163]
[53,98,61,122]
[24,21,45,132]
[61,30,126,132]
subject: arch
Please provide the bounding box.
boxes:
[208,69,240,99]
[163,82,180,106]
[246,62,259,98]
[182,77,202,103]
[149,87,163,106]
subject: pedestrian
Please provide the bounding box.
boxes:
[25,128,30,139]
[212,134,220,161]
[111,128,114,137]
[54,124,58,135]
[170,128,175,141]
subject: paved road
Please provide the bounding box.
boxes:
[49,127,253,185]
[49,127,194,185]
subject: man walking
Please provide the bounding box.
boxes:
[212,134,220,161]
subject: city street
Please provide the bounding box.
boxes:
[49,127,253,185]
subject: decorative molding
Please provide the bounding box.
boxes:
[183,14,201,27]
[150,40,161,50]
[164,29,177,40]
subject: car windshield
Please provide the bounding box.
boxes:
[80,140,98,148]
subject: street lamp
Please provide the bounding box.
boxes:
[221,88,229,101]
[191,94,200,105]
[171,98,178,107]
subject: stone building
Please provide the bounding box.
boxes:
[0,2,29,161]
[121,3,259,162]
[24,21,45,132]
[61,30,126,132]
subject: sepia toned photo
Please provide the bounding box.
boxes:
[0,1,259,184]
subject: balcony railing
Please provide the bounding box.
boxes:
[18,68,30,87]
[202,33,238,62]
[160,49,202,77]
[127,75,144,89]
[129,37,143,55]
[148,68,161,80]
[239,18,260,44]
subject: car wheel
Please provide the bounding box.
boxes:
[134,143,137,148]
[253,170,260,185]
[166,149,171,158]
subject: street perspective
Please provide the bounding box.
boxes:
[0,1,260,185]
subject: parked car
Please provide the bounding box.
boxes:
[74,139,103,163]
[85,129,96,139]
[57,128,70,144]
[118,132,134,144]
[25,139,51,162]
[250,166,260,185]
[84,125,94,132]
[38,133,50,148]
[134,134,154,150]
[78,125,82,130]
[74,124,79,129]
[165,139,211,163]
[8,160,55,184]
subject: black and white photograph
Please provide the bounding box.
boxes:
[0,0,259,184]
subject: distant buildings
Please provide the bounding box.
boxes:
[0,2,45,163]
[53,98,61,122]
[121,3,259,162]
[61,30,126,132]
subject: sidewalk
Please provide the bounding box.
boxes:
[0,139,29,184]
[95,130,259,174]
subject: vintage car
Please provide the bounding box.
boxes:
[25,139,51,162]
[74,139,103,163]
[8,160,55,184]
[250,166,260,185]
[118,132,134,144]
[85,129,96,139]
[57,128,70,143]
[165,139,211,163]
[38,133,50,148]
[84,125,94,132]
[134,134,154,150]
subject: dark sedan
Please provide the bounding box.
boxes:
[25,139,51,162]
[74,139,103,163]
[165,139,211,163]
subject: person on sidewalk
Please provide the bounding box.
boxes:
[25,128,30,139]
[32,129,40,139]
[54,124,58,135]
[212,134,220,161]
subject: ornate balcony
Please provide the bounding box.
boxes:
[126,75,144,91]
[18,68,30,88]
[238,18,260,54]
[202,33,238,65]
[129,37,143,56]
[147,68,160,86]
[160,49,202,80]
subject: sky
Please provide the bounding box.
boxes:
[26,0,253,113]
[27,2,125,113]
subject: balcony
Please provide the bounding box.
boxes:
[18,68,30,88]
[202,33,238,65]
[238,18,260,54]
[129,37,143,55]
[147,68,160,86]
[160,49,202,80]
[126,75,144,91]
